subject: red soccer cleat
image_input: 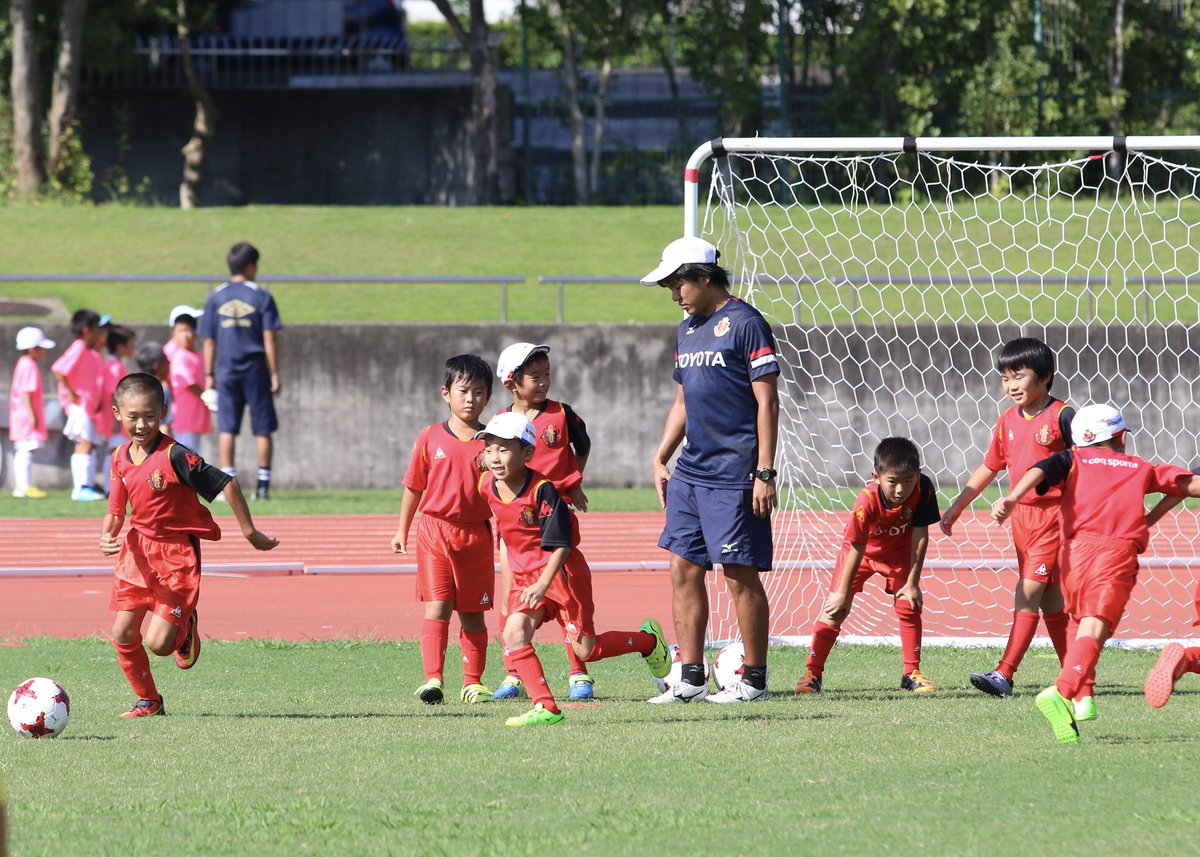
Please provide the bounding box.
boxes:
[175,611,201,670]
[1144,643,1187,709]
[120,696,165,719]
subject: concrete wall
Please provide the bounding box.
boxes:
[5,322,1200,492]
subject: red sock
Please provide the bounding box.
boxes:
[1186,647,1200,674]
[508,645,559,713]
[460,628,489,686]
[895,599,922,674]
[1055,636,1103,701]
[583,630,655,663]
[564,633,590,675]
[1042,610,1070,665]
[113,638,158,700]
[807,622,840,678]
[419,619,450,682]
[997,611,1039,680]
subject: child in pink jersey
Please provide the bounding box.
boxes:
[166,307,210,450]
[98,325,137,494]
[51,309,107,502]
[8,326,55,499]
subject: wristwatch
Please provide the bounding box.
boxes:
[754,468,777,482]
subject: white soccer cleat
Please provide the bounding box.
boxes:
[705,680,769,704]
[647,680,709,704]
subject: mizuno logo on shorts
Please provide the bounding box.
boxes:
[721,541,739,554]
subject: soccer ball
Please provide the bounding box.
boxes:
[8,677,70,739]
[711,642,745,691]
[653,644,711,693]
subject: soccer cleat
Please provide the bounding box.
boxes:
[568,674,595,701]
[460,683,492,704]
[174,611,201,670]
[647,680,709,704]
[414,678,445,705]
[504,702,564,727]
[120,696,165,719]
[11,486,47,499]
[1073,696,1097,722]
[491,675,523,700]
[1145,642,1187,709]
[707,680,770,704]
[794,670,822,694]
[640,618,672,679]
[1035,685,1081,746]
[901,670,937,694]
[71,486,105,502]
[970,670,1013,698]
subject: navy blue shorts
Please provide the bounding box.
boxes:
[216,368,278,436]
[658,478,772,571]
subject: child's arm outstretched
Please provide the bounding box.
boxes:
[991,458,1059,524]
[895,526,929,611]
[1146,468,1200,527]
[940,463,999,536]
[391,487,422,554]
[222,480,279,550]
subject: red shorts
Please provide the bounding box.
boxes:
[414,514,494,612]
[1010,502,1061,584]
[837,548,906,596]
[507,550,595,641]
[109,529,201,626]
[1060,534,1140,631]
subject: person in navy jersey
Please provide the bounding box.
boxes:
[642,236,780,704]
[199,243,283,501]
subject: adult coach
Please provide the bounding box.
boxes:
[199,242,282,500]
[643,236,780,704]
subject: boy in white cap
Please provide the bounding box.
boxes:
[992,404,1200,745]
[8,326,55,498]
[476,411,671,727]
[165,305,210,450]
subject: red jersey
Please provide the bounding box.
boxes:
[403,422,491,524]
[1034,448,1193,553]
[499,400,590,494]
[480,470,579,577]
[843,474,941,567]
[983,399,1073,505]
[108,434,230,541]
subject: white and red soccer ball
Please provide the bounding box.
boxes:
[711,642,745,691]
[7,677,70,739]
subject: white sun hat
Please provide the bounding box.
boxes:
[496,342,551,384]
[15,326,55,351]
[168,304,205,326]
[474,411,537,447]
[640,236,719,285]
[1071,403,1127,447]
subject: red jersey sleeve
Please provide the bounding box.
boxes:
[107,449,128,517]
[982,416,1006,472]
[843,489,876,545]
[402,429,430,492]
[1148,463,1195,497]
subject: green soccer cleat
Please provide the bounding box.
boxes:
[1035,686,1081,746]
[1073,696,1097,722]
[641,618,672,680]
[460,683,492,704]
[414,678,445,705]
[504,703,564,728]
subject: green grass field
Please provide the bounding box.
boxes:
[1,640,1197,856]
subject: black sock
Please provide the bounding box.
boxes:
[681,663,706,687]
[742,665,767,690]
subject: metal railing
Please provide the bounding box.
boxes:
[536,276,643,323]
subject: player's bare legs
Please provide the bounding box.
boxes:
[256,434,273,469]
[218,432,236,470]
[669,554,709,665]
[723,565,769,667]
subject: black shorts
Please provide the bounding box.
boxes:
[216,366,278,436]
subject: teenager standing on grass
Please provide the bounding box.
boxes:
[643,236,780,704]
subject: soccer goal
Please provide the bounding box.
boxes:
[687,135,1200,648]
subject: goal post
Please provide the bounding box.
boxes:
[683,135,1200,648]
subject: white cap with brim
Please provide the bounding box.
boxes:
[496,342,551,384]
[641,236,719,285]
[168,304,205,326]
[474,411,537,447]
[15,326,55,351]
[1072,403,1127,447]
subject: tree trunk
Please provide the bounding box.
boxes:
[46,0,89,176]
[9,0,45,198]
[588,57,613,198]
[178,0,216,209]
[432,0,497,204]
[654,17,688,156]
[559,10,588,205]
[1107,0,1125,179]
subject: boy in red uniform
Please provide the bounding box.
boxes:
[476,411,671,727]
[490,342,598,702]
[1139,494,1200,708]
[992,404,1200,745]
[940,338,1076,706]
[391,354,497,705]
[101,373,277,718]
[795,437,940,695]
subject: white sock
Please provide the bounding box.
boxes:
[13,449,32,493]
[70,453,90,491]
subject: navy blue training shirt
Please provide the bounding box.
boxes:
[672,296,780,487]
[198,280,283,377]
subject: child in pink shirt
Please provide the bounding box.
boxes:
[98,325,137,493]
[51,309,107,502]
[166,307,210,450]
[9,326,55,499]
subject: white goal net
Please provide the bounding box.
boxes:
[692,136,1200,647]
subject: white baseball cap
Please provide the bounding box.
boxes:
[474,411,537,447]
[168,304,204,326]
[1072,404,1127,447]
[496,342,550,384]
[15,326,55,351]
[641,236,720,285]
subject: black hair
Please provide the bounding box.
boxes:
[135,341,166,374]
[512,350,550,383]
[997,337,1055,390]
[227,242,260,275]
[444,354,494,397]
[70,308,101,339]
[662,261,731,292]
[173,314,198,330]
[106,324,136,355]
[873,436,922,474]
[114,372,165,408]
